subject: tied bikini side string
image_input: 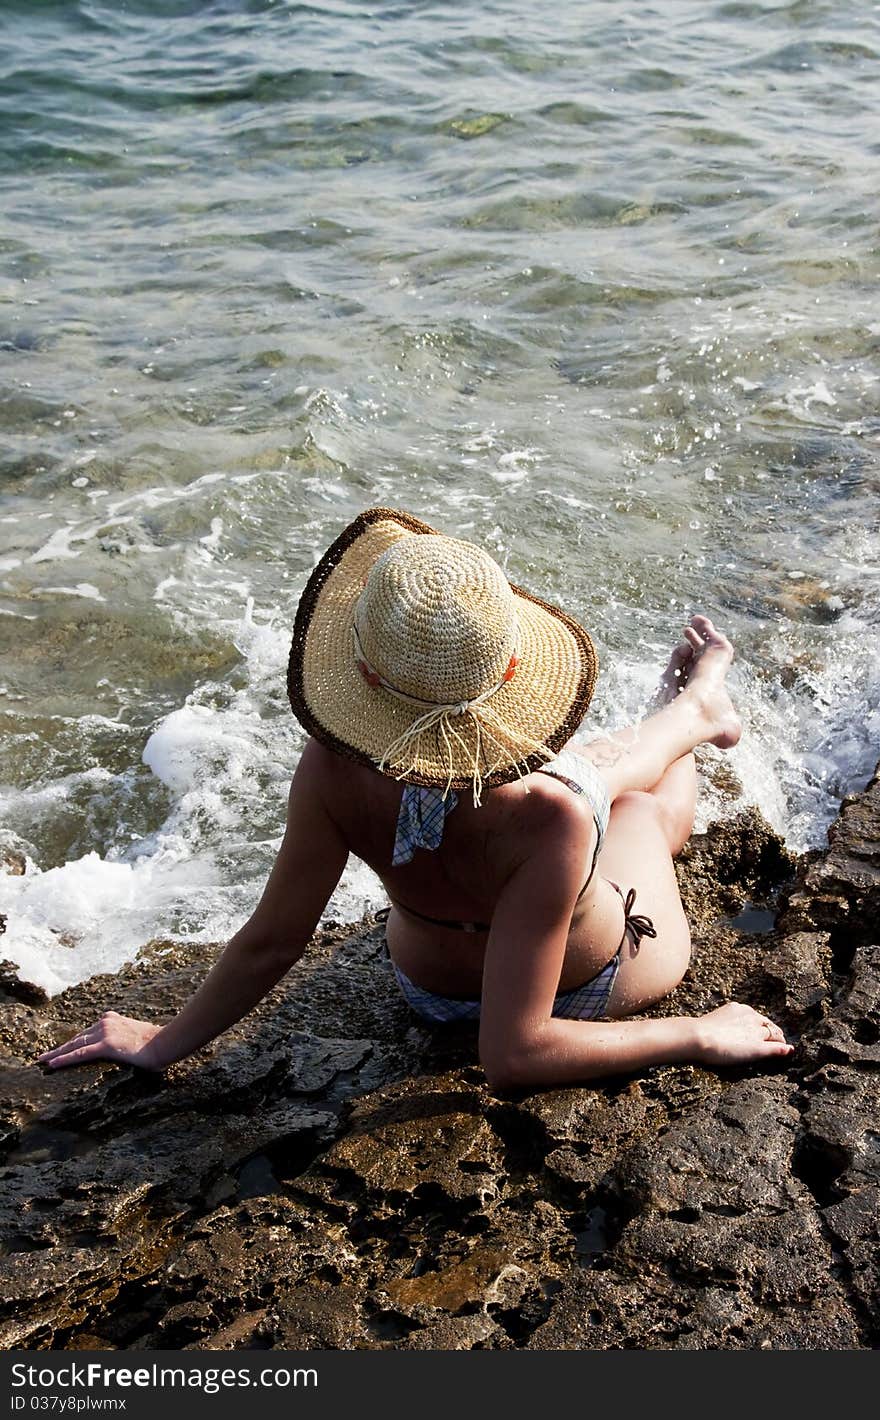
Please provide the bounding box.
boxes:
[610,883,658,950]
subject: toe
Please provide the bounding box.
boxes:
[690,614,734,656]
[690,613,716,637]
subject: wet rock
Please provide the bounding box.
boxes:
[0,890,44,1008]
[771,577,850,624]
[373,1246,532,1317]
[780,762,880,951]
[0,846,26,874]
[269,1281,368,1348]
[798,1066,880,1203]
[320,1076,504,1203]
[395,1312,508,1349]
[675,806,797,933]
[751,931,833,1031]
[526,1265,860,1350]
[519,1078,670,1190]
[154,1199,358,1351]
[821,1189,880,1339]
[0,769,878,1349]
[445,113,508,140]
[527,1082,862,1349]
[799,948,880,1070]
[614,1079,802,1218]
[0,959,48,1007]
[183,1309,268,1351]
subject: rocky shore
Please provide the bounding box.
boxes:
[1,764,878,1351]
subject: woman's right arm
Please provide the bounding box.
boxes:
[477,790,792,1090]
[37,741,349,1073]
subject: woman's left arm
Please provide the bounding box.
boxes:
[38,741,349,1072]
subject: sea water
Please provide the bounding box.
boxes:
[1,0,878,992]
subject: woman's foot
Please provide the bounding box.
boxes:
[656,640,695,706]
[679,615,742,749]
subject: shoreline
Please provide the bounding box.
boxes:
[1,763,878,1350]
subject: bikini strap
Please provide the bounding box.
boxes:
[384,896,489,934]
[537,755,606,895]
[610,883,658,950]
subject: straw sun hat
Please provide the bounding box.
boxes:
[287,507,598,801]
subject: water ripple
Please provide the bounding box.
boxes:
[1,0,879,982]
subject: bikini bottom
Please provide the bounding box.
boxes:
[390,953,620,1025]
[384,883,657,1026]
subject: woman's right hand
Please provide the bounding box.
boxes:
[694,1001,794,1066]
[36,1012,166,1072]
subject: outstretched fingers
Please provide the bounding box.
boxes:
[38,1041,106,1069]
[35,1011,164,1072]
[37,1011,115,1070]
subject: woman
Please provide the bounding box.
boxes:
[38,508,792,1088]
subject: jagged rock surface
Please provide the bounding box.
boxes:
[1,784,878,1351]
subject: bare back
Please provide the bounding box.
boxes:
[313,740,627,995]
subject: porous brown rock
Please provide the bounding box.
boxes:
[780,760,880,951]
[1,771,878,1352]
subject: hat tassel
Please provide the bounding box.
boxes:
[377,701,554,808]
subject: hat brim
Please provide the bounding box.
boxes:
[287,507,598,791]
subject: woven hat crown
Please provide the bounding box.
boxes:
[355,537,518,705]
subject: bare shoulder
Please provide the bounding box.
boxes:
[291,735,339,784]
[493,772,596,881]
[281,739,346,835]
[287,737,352,807]
[289,737,388,836]
[517,772,595,838]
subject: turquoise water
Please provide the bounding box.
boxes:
[1,0,878,990]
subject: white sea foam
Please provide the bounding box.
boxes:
[29,525,83,563]
[0,852,222,996]
[0,579,392,995]
[490,448,542,484]
[103,472,228,520]
[43,583,104,600]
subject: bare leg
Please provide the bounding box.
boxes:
[645,636,699,855]
[648,754,697,856]
[589,617,740,1016]
[571,615,741,805]
[599,791,693,1017]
